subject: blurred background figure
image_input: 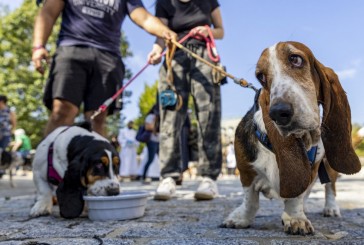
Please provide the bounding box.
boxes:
[226,141,236,176]
[0,95,16,149]
[0,95,17,178]
[140,104,160,183]
[353,127,364,149]
[118,121,139,180]
[11,128,32,176]
[137,146,160,183]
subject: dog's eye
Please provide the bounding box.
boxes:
[256,73,266,84]
[289,54,303,67]
[95,163,103,170]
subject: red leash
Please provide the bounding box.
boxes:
[91,26,219,120]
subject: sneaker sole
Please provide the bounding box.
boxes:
[154,194,172,201]
[194,192,214,200]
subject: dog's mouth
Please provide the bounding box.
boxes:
[277,124,321,148]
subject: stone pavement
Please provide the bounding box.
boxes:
[0,169,364,245]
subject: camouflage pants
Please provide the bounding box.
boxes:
[158,44,222,180]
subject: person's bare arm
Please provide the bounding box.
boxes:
[32,0,64,74]
[147,18,168,65]
[129,7,176,41]
[210,7,224,39]
[190,7,224,39]
[11,140,22,152]
[9,111,16,134]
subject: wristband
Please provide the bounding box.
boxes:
[32,45,45,52]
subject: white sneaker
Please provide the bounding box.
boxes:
[154,177,176,200]
[194,177,219,200]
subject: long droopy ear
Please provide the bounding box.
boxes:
[56,159,85,219]
[259,90,312,198]
[314,60,361,174]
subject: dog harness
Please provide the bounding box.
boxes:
[47,127,70,185]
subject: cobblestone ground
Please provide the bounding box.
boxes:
[0,167,363,245]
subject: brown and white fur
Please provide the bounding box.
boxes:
[222,42,361,235]
[30,125,121,219]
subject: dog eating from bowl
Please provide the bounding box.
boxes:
[30,124,121,219]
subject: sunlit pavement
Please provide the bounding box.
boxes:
[0,166,363,245]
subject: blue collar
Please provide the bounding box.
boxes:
[254,124,318,165]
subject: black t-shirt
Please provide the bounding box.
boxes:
[156,0,220,41]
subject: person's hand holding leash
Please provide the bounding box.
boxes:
[32,46,49,75]
[148,30,177,65]
[191,26,209,38]
[148,44,164,65]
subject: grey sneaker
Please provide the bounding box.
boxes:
[194,177,219,200]
[154,177,176,201]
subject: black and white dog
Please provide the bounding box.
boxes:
[30,125,121,219]
[0,148,24,187]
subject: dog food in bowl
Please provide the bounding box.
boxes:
[83,191,150,221]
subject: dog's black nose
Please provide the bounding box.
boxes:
[269,102,293,126]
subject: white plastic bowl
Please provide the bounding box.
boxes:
[83,191,150,221]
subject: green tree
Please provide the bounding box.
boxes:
[0,0,54,147]
[0,0,132,146]
[135,82,159,127]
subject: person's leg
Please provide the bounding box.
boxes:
[44,99,79,136]
[190,45,222,181]
[142,141,158,180]
[43,46,92,136]
[158,50,190,182]
[84,110,107,136]
[190,45,222,200]
[155,51,190,200]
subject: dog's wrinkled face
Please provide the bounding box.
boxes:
[81,148,121,196]
[256,42,321,145]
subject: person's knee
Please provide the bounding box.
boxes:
[50,100,78,124]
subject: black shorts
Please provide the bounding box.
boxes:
[44,46,125,113]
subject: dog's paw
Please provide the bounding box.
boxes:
[282,213,314,235]
[221,208,251,229]
[29,201,52,217]
[323,205,341,217]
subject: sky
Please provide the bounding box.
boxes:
[2,0,364,125]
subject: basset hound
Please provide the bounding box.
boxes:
[30,125,121,219]
[222,42,361,235]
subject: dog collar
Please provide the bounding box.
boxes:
[47,127,71,185]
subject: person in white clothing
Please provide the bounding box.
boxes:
[226,141,236,176]
[118,121,139,179]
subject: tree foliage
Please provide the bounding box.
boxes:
[0,0,54,147]
[0,0,132,147]
[135,81,158,127]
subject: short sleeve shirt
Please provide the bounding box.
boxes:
[15,134,32,151]
[155,0,219,40]
[58,0,144,56]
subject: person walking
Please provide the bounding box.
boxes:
[0,95,16,150]
[140,104,160,182]
[32,0,176,136]
[0,95,16,178]
[118,121,139,179]
[148,0,224,200]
